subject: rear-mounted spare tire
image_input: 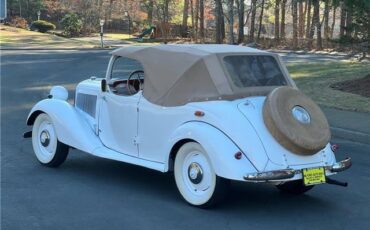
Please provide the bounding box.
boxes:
[263,86,331,155]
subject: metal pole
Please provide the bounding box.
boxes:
[100,26,104,48]
[128,16,131,39]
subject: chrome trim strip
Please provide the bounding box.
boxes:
[329,157,352,173]
[243,169,295,181]
[243,158,352,182]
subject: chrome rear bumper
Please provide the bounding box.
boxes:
[243,157,352,182]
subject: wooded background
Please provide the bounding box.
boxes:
[5,0,370,51]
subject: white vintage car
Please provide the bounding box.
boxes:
[25,45,351,207]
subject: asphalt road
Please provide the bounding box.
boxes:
[1,50,369,230]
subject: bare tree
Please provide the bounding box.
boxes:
[339,1,346,38]
[257,0,266,41]
[236,0,245,43]
[274,0,281,42]
[280,0,287,40]
[147,0,154,24]
[292,0,299,48]
[323,0,330,40]
[249,0,257,42]
[199,0,205,40]
[298,0,305,38]
[308,0,321,49]
[345,2,353,37]
[227,0,235,44]
[182,0,189,35]
[331,4,338,39]
[305,0,312,38]
[194,0,199,40]
[215,0,223,43]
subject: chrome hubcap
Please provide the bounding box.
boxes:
[292,106,311,124]
[40,130,50,147]
[188,162,203,184]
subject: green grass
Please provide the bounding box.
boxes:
[0,25,95,48]
[287,61,370,113]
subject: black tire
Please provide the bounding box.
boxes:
[276,180,314,195]
[197,177,230,209]
[42,141,69,168]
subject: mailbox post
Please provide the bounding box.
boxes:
[100,19,105,48]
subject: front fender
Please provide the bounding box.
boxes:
[168,122,257,181]
[27,99,102,153]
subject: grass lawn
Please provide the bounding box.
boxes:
[0,25,95,49]
[287,61,370,113]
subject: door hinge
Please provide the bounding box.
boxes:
[133,136,140,145]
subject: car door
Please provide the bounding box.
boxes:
[98,56,144,157]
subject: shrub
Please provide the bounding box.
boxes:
[30,20,56,33]
[9,16,28,29]
[60,13,83,37]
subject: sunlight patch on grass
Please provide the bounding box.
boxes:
[287,61,370,112]
[0,25,95,48]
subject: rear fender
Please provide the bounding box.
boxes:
[27,99,102,153]
[168,122,257,181]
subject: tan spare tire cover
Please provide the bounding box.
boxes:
[263,86,331,155]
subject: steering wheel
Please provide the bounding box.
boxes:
[127,70,144,95]
[265,73,286,86]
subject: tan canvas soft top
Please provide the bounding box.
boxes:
[112,44,295,106]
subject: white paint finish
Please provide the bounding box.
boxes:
[185,100,270,171]
[236,96,336,169]
[98,91,140,157]
[27,99,103,154]
[167,122,257,180]
[50,86,68,101]
[26,48,342,184]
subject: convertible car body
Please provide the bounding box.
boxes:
[25,45,351,207]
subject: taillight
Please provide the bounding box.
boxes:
[234,152,242,160]
[331,144,339,152]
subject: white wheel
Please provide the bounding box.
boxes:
[174,142,228,207]
[32,113,69,167]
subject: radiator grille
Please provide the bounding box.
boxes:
[76,93,97,118]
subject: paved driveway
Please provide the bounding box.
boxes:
[1,50,369,230]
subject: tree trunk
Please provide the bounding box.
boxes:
[237,0,245,43]
[227,0,235,44]
[194,0,199,40]
[298,0,304,38]
[249,0,257,42]
[182,0,189,35]
[339,1,346,38]
[323,0,329,40]
[313,0,322,50]
[292,0,298,49]
[280,0,287,40]
[147,0,154,24]
[307,0,316,49]
[330,6,337,39]
[191,0,195,39]
[305,0,312,38]
[274,0,281,42]
[199,0,205,40]
[345,2,353,37]
[257,0,265,41]
[215,0,223,43]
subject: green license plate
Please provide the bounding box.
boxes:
[302,167,326,186]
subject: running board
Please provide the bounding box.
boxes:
[91,146,166,173]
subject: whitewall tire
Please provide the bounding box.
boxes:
[32,113,69,167]
[174,142,229,207]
